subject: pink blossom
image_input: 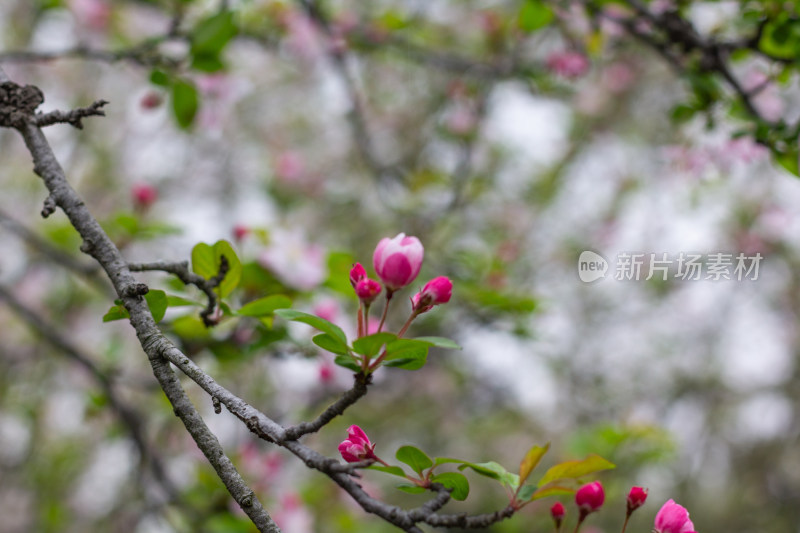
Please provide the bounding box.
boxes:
[654,499,696,533]
[372,233,424,291]
[602,62,636,93]
[318,361,335,384]
[626,486,648,513]
[312,299,340,323]
[281,9,324,62]
[258,229,327,290]
[575,481,605,514]
[355,279,382,305]
[546,51,590,79]
[69,0,110,30]
[131,183,157,209]
[745,71,783,123]
[338,425,377,463]
[274,151,306,183]
[349,263,367,288]
[273,493,314,533]
[445,105,477,135]
[412,276,453,314]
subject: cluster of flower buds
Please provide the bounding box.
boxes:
[349,233,453,337]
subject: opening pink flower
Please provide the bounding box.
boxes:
[338,425,377,463]
[372,233,424,291]
[349,263,367,288]
[550,501,565,529]
[654,499,696,533]
[411,276,452,313]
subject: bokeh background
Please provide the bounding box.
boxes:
[1,1,799,532]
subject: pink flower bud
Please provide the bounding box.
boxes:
[550,502,565,528]
[412,276,453,313]
[233,224,250,242]
[355,278,382,305]
[546,51,590,79]
[627,486,648,514]
[140,91,163,110]
[372,233,424,291]
[131,183,158,210]
[654,500,695,533]
[575,481,605,514]
[338,425,377,463]
[350,263,367,288]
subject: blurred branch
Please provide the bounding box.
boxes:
[0,282,179,503]
[35,99,109,129]
[0,36,183,68]
[0,208,111,294]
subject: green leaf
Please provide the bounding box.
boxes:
[102,303,129,322]
[275,309,348,345]
[149,69,170,87]
[530,485,576,501]
[519,443,550,485]
[352,333,396,358]
[368,465,408,478]
[323,251,358,295]
[458,461,519,488]
[759,16,799,59]
[518,0,553,33]
[773,146,800,177]
[191,11,238,57]
[171,79,199,129]
[166,294,203,307]
[431,472,470,501]
[536,454,616,487]
[412,336,461,350]
[191,240,242,297]
[312,333,350,355]
[145,289,168,322]
[395,484,426,494]
[333,354,362,372]
[171,314,211,340]
[381,339,430,370]
[237,295,292,317]
[396,446,433,475]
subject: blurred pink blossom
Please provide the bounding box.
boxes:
[258,229,327,290]
[281,9,324,62]
[602,62,636,93]
[444,104,478,135]
[274,493,313,533]
[131,183,157,209]
[546,51,590,79]
[312,298,340,323]
[274,152,306,183]
[69,0,110,30]
[745,71,783,123]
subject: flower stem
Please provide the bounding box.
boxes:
[396,310,418,338]
[572,513,586,533]
[620,513,631,533]
[357,303,364,338]
[376,289,393,333]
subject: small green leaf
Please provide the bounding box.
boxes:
[382,339,429,370]
[431,472,470,501]
[519,443,550,486]
[518,0,553,33]
[312,334,350,355]
[412,336,461,350]
[352,332,396,358]
[149,69,170,87]
[458,461,519,488]
[536,454,616,488]
[102,304,129,322]
[530,485,576,501]
[237,295,292,317]
[396,446,433,475]
[171,79,199,129]
[368,465,407,478]
[166,294,203,307]
[333,354,362,372]
[191,11,238,56]
[275,309,348,344]
[145,289,168,322]
[395,484,426,494]
[191,240,242,297]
